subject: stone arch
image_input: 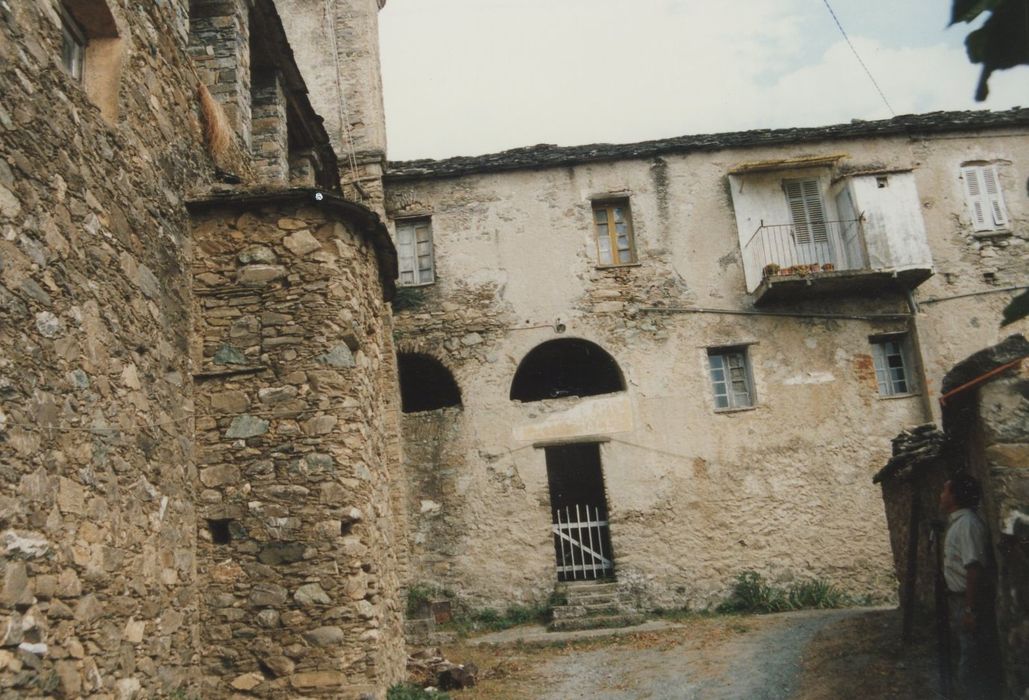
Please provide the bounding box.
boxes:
[397,353,462,413]
[509,338,625,402]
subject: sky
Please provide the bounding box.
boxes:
[377,0,1029,161]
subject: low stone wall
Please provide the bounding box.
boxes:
[189,193,405,698]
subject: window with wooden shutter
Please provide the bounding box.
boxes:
[870,335,914,396]
[707,347,754,410]
[396,218,434,286]
[961,164,1009,232]
[783,178,829,245]
[592,199,636,266]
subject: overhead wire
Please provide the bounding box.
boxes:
[821,0,896,117]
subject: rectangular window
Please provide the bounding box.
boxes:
[961,164,1009,232]
[871,335,913,396]
[396,218,434,286]
[60,5,86,82]
[592,200,636,266]
[783,178,829,246]
[707,347,754,410]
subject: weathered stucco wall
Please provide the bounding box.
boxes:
[0,0,209,695]
[385,123,1029,609]
[189,195,405,697]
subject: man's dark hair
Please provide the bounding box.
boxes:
[951,473,981,509]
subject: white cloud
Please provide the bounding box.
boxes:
[379,1,1029,160]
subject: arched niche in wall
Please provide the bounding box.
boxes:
[397,353,462,413]
[510,339,625,402]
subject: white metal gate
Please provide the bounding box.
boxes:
[552,504,613,581]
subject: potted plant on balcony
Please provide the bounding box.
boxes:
[762,263,780,278]
[821,262,835,272]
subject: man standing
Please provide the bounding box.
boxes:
[940,473,997,699]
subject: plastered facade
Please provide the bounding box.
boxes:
[384,119,1029,610]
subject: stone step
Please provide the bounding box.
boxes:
[548,613,646,632]
[557,581,619,595]
[551,603,624,620]
[564,592,623,607]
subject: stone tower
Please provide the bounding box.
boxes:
[275,0,390,209]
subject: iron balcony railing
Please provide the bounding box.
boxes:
[745,219,867,278]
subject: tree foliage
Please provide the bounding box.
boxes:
[1001,289,1029,326]
[950,0,1029,100]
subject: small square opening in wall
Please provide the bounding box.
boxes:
[876,176,889,188]
[206,519,233,544]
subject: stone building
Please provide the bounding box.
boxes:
[1,0,406,697]
[383,110,1029,612]
[2,0,1029,697]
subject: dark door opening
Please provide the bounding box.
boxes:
[544,443,615,582]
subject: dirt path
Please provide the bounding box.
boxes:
[439,608,939,700]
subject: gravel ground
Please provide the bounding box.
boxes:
[440,607,939,700]
[529,609,864,700]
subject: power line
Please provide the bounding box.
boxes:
[821,0,896,117]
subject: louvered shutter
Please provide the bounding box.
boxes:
[784,180,812,244]
[784,179,827,244]
[962,166,989,230]
[802,179,829,244]
[980,165,1009,228]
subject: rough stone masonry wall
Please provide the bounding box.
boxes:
[188,0,253,149]
[251,71,290,184]
[0,0,213,696]
[966,365,1029,696]
[190,198,404,698]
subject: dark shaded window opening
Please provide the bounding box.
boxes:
[207,519,232,544]
[398,353,462,413]
[510,339,624,402]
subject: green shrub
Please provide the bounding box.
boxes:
[387,683,451,700]
[717,571,789,614]
[468,603,549,631]
[788,578,848,609]
[392,286,427,311]
[716,571,851,614]
[441,602,552,636]
[405,584,436,617]
[547,590,568,608]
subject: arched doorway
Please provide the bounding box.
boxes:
[509,338,624,402]
[511,339,624,581]
[397,353,462,413]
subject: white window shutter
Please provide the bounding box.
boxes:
[962,166,991,231]
[784,178,828,245]
[801,179,829,244]
[396,219,434,285]
[981,165,1009,228]
[784,180,812,244]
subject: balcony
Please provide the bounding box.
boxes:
[743,219,933,305]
